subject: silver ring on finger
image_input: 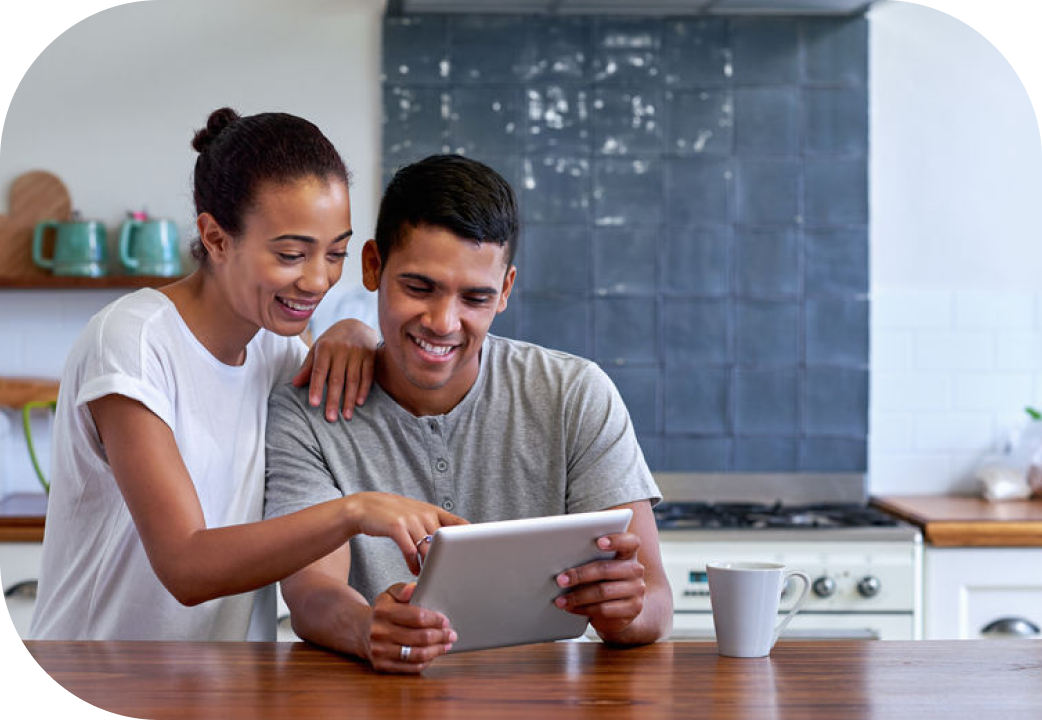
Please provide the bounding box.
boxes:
[400,644,412,662]
[416,535,433,549]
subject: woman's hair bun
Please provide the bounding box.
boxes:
[191,107,241,153]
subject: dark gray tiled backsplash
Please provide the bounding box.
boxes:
[383,14,868,473]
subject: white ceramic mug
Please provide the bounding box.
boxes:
[706,561,811,658]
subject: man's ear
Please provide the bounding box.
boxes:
[361,240,383,292]
[196,213,232,263]
[497,265,517,313]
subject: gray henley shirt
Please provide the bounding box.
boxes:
[264,334,660,603]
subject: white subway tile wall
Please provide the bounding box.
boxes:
[0,289,122,497]
[869,287,1042,495]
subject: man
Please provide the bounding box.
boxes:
[264,154,672,673]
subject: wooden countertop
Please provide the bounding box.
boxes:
[22,640,1042,719]
[874,495,1042,547]
[0,492,46,542]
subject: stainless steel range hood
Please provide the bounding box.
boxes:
[389,0,874,16]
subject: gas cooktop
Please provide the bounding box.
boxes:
[650,473,922,541]
[653,501,902,531]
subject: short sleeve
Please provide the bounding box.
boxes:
[74,299,177,431]
[264,383,342,519]
[563,363,661,514]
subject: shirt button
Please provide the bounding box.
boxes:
[435,458,449,473]
[429,421,438,432]
[442,499,454,511]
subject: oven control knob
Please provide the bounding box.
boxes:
[812,576,836,598]
[857,576,882,598]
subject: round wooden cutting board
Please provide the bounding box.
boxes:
[0,170,73,279]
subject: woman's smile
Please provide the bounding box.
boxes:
[276,294,321,320]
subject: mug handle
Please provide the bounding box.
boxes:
[772,570,811,646]
[119,219,141,270]
[32,221,59,269]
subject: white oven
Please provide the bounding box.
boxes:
[653,473,924,642]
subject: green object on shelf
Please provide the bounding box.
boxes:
[22,400,56,494]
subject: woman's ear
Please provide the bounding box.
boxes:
[196,213,232,263]
[361,240,382,292]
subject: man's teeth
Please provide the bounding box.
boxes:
[280,298,316,312]
[414,337,453,356]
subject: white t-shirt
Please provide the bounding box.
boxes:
[30,289,306,641]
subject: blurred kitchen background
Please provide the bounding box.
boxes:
[1,0,1041,499]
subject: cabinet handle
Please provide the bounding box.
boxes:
[981,616,1040,638]
[3,580,38,600]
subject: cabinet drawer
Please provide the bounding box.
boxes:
[925,547,1042,640]
[1,542,43,639]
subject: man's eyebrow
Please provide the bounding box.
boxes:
[269,230,353,244]
[398,272,498,295]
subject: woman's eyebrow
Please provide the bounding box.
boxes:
[269,230,354,244]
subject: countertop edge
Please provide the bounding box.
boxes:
[874,495,1042,548]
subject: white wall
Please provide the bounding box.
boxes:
[869,1,1042,494]
[0,0,385,496]
[3,0,1041,498]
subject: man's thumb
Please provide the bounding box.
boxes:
[386,582,416,603]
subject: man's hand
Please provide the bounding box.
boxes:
[367,583,456,674]
[551,531,646,637]
[293,319,379,422]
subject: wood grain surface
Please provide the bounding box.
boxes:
[0,171,72,279]
[23,640,1042,720]
[0,492,46,542]
[875,495,1042,547]
[0,377,60,407]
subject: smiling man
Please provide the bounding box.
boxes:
[263,154,672,673]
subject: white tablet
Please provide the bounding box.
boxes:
[410,508,633,654]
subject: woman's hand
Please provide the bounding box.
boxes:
[293,319,379,421]
[366,583,456,674]
[344,492,467,575]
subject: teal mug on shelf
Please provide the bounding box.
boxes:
[119,217,181,276]
[32,219,108,277]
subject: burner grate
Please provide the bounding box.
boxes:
[653,501,900,531]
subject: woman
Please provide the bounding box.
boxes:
[30,108,462,642]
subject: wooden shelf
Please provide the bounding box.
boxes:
[0,275,184,289]
[0,377,60,407]
[0,492,46,542]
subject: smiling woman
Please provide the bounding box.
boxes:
[28,108,464,643]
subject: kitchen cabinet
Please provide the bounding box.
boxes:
[876,495,1042,640]
[1,541,42,637]
[0,540,299,641]
[0,492,300,640]
[925,547,1042,640]
[0,494,46,638]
